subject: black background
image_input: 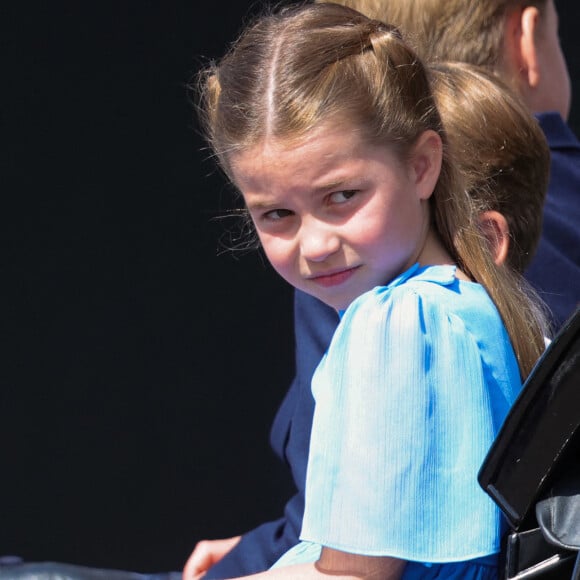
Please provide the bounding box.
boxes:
[3,0,580,573]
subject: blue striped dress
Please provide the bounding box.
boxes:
[271,263,521,579]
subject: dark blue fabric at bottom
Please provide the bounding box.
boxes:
[0,561,181,580]
[403,554,498,579]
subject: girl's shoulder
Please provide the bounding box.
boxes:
[334,263,517,387]
[336,262,510,363]
[342,263,491,329]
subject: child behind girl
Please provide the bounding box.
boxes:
[196,3,548,579]
[428,61,550,273]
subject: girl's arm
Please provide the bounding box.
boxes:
[232,547,406,580]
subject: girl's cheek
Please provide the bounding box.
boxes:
[261,238,295,270]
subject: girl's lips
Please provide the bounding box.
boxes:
[309,266,360,288]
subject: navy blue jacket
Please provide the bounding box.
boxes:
[525,113,580,330]
[204,112,580,578]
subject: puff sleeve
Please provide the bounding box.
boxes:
[299,283,506,562]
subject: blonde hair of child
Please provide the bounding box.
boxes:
[322,0,547,71]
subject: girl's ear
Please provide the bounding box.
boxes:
[409,130,443,201]
[478,210,510,267]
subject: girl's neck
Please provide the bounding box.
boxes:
[415,228,470,281]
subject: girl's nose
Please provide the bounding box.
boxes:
[299,220,340,263]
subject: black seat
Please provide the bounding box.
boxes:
[479,307,580,579]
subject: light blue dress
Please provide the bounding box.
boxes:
[271,264,522,579]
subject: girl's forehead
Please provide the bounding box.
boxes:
[229,127,411,196]
[248,121,378,157]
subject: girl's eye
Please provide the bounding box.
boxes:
[263,208,293,221]
[329,190,358,204]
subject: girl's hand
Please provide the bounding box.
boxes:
[182,535,242,580]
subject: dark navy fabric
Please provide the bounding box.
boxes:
[525,113,580,331]
[207,113,580,578]
[0,561,182,579]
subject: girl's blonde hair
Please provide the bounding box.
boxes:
[198,2,548,378]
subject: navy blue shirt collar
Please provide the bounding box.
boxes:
[536,112,580,150]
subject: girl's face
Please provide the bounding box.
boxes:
[230,124,443,311]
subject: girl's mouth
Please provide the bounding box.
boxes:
[309,266,360,288]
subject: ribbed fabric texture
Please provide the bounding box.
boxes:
[296,264,521,566]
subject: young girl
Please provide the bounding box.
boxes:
[196,3,547,578]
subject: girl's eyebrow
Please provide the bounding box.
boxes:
[316,179,347,191]
[311,175,356,193]
[245,199,277,211]
[245,177,354,211]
